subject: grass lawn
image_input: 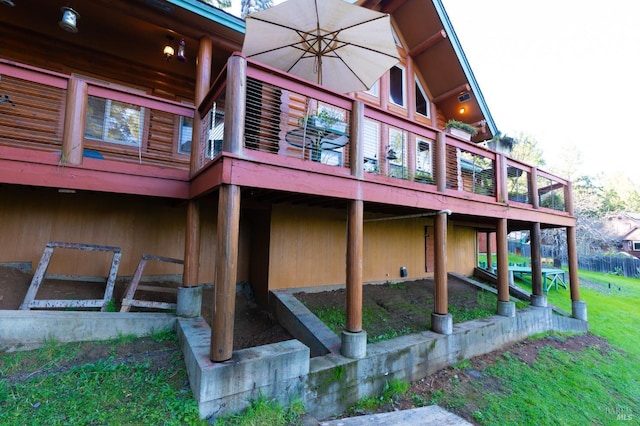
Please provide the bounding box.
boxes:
[1,269,639,425]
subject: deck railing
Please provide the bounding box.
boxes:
[0,56,570,214]
[0,59,194,170]
[197,55,570,212]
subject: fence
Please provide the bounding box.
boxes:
[507,241,640,278]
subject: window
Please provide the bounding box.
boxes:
[85,96,145,146]
[415,139,433,183]
[364,81,379,97]
[389,65,406,107]
[388,127,407,179]
[363,119,379,173]
[206,103,224,159]
[415,77,430,118]
[633,241,640,251]
[178,116,193,154]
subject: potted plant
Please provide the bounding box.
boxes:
[445,119,478,141]
[413,169,433,184]
[487,133,516,154]
[299,109,347,134]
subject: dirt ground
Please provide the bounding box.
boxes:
[1,265,610,424]
[0,265,291,350]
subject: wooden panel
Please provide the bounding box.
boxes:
[0,75,64,150]
[447,224,477,275]
[268,204,347,288]
[0,186,190,277]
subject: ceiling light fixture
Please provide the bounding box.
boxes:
[0,0,15,7]
[59,7,80,33]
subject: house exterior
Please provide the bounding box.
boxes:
[605,213,640,258]
[0,0,585,366]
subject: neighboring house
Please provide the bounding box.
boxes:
[604,213,640,258]
[1,0,584,373]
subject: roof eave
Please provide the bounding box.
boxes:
[432,0,498,136]
[166,0,246,33]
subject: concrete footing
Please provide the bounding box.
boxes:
[340,330,367,359]
[497,301,516,317]
[177,285,203,318]
[572,300,588,321]
[530,294,548,308]
[431,312,452,335]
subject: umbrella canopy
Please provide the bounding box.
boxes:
[242,0,400,93]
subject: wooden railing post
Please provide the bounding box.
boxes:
[530,167,539,208]
[350,100,364,179]
[223,54,247,155]
[496,153,508,203]
[62,76,87,165]
[191,37,213,176]
[435,131,446,192]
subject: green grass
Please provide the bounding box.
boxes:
[211,395,305,426]
[0,348,203,425]
[436,270,640,425]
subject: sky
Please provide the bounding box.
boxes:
[440,0,640,186]
[231,0,640,186]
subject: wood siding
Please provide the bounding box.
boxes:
[266,204,477,289]
[0,75,65,152]
[0,186,222,282]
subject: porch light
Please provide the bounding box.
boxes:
[59,7,80,33]
[0,0,15,6]
[177,39,186,62]
[386,148,398,160]
[163,44,175,60]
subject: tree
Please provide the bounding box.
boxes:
[202,0,232,8]
[506,132,546,167]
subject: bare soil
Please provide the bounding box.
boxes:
[0,265,610,424]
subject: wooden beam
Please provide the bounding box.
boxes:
[530,222,543,296]
[210,184,241,362]
[434,211,448,314]
[496,218,509,302]
[433,83,471,105]
[346,199,364,332]
[567,226,580,302]
[183,199,200,288]
[191,36,213,176]
[409,30,447,58]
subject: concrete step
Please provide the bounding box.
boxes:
[319,405,472,425]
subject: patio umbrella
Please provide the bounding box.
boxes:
[242,0,400,93]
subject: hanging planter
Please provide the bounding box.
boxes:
[445,119,478,141]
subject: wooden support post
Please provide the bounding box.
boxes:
[496,218,509,302]
[183,199,200,287]
[434,211,448,314]
[486,231,494,273]
[567,226,580,302]
[530,222,543,295]
[190,37,213,175]
[350,100,364,179]
[62,76,87,165]
[435,131,447,193]
[346,199,363,332]
[223,55,247,155]
[210,184,241,362]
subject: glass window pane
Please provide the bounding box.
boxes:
[178,116,193,154]
[389,66,405,107]
[85,95,144,147]
[415,78,429,117]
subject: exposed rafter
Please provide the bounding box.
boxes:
[432,83,470,104]
[408,29,447,57]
